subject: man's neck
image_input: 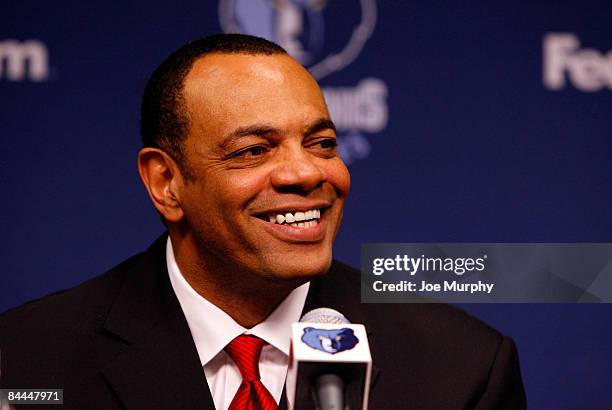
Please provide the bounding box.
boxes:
[169,234,304,328]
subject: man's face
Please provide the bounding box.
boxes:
[177,53,350,282]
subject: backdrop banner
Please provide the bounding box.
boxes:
[2,1,611,409]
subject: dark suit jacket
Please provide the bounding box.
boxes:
[0,236,526,409]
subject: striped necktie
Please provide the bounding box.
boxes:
[225,335,278,410]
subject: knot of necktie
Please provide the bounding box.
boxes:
[224,334,267,382]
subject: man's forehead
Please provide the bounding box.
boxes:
[185,52,308,88]
[182,53,328,133]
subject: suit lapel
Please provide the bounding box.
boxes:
[100,237,215,410]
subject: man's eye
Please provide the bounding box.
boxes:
[308,138,337,155]
[235,146,268,158]
[319,139,337,149]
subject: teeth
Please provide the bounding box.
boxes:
[266,209,322,226]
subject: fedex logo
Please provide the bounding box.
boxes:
[543,33,612,92]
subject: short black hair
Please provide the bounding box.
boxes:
[140,34,287,178]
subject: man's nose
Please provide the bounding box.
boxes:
[270,147,327,193]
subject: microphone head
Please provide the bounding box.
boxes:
[300,308,350,325]
[289,308,371,410]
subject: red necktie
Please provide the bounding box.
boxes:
[225,335,278,410]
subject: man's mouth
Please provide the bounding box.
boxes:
[267,208,322,227]
[253,205,330,242]
[261,208,322,228]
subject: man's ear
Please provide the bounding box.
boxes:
[137,147,185,223]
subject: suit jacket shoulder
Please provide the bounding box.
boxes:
[0,252,133,341]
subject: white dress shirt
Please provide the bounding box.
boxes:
[166,238,309,410]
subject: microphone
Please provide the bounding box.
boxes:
[286,308,372,410]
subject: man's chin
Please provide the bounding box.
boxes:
[262,257,332,283]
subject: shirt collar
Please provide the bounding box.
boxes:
[166,237,310,366]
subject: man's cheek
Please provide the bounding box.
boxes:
[327,160,351,197]
[226,170,267,192]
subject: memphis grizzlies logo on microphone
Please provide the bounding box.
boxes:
[301,327,359,354]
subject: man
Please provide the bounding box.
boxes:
[0,34,526,409]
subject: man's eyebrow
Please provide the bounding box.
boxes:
[305,118,336,135]
[220,118,337,150]
[220,124,279,149]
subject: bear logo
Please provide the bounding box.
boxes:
[301,327,359,354]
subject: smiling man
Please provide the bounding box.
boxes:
[0,34,526,409]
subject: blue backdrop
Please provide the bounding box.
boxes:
[2,1,611,408]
